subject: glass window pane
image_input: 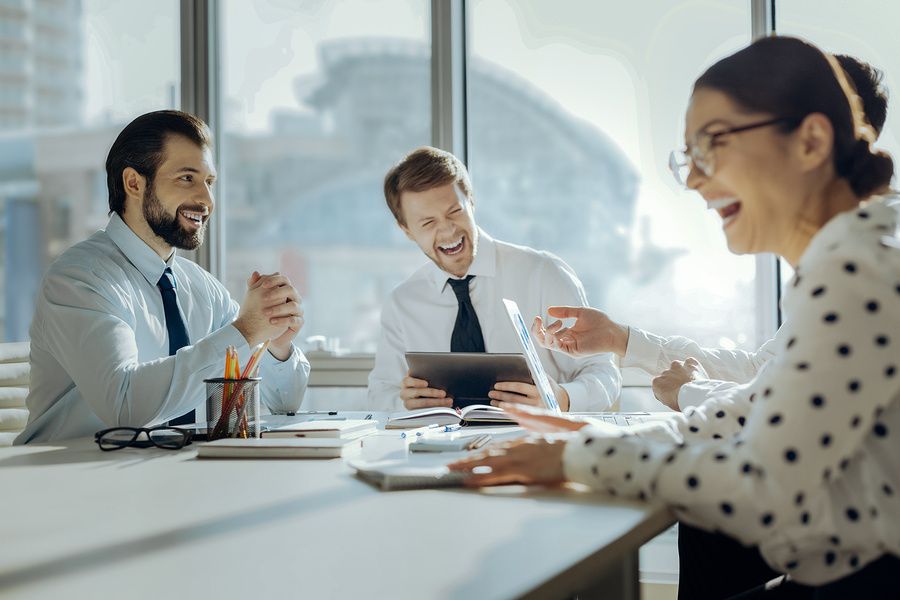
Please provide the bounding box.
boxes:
[468,0,759,350]
[776,1,900,330]
[0,0,180,341]
[221,0,431,354]
[776,1,900,171]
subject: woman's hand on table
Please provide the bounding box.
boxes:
[447,435,567,487]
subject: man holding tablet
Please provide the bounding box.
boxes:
[367,146,620,412]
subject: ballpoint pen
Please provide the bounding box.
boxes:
[400,423,446,439]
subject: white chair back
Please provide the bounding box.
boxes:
[0,342,30,446]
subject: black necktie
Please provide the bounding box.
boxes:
[158,267,194,426]
[448,276,485,353]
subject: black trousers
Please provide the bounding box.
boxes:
[677,522,900,600]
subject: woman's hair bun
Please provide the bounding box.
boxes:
[838,139,893,197]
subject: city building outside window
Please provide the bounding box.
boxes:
[0,0,180,341]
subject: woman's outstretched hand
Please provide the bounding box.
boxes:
[531,306,630,358]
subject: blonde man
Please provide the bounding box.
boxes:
[367,146,620,412]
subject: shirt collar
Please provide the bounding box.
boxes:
[427,228,498,293]
[105,212,174,287]
[798,192,899,270]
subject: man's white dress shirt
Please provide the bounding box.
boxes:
[16,213,310,444]
[563,196,900,585]
[368,231,621,411]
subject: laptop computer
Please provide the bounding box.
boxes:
[501,298,562,413]
[502,298,670,426]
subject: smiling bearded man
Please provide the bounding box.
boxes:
[17,110,311,444]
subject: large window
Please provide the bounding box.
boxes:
[220,0,431,354]
[0,0,179,341]
[776,1,900,165]
[776,1,900,291]
[467,0,759,351]
[6,1,839,358]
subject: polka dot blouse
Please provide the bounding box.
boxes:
[563,195,900,585]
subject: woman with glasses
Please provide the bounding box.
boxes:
[525,54,889,417]
[450,36,899,598]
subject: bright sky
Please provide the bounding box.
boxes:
[83,0,180,124]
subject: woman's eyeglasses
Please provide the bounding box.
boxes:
[94,426,193,451]
[669,117,800,186]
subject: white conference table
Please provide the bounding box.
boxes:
[0,416,674,600]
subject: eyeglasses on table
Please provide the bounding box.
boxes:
[94,426,193,451]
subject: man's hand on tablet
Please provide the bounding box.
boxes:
[400,372,454,410]
[488,377,570,411]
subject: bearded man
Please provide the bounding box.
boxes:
[17,111,310,444]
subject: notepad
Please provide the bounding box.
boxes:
[197,437,359,459]
[351,460,468,491]
[386,404,516,429]
[261,419,377,439]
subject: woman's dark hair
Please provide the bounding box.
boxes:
[694,36,893,198]
[105,110,212,216]
[834,54,888,136]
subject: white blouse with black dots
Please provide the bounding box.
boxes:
[563,195,900,586]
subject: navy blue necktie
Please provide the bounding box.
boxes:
[448,276,485,353]
[158,268,194,426]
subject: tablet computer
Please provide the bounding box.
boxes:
[405,352,534,408]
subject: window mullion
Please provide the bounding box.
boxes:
[431,0,467,163]
[180,0,222,279]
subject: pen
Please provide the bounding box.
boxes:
[465,434,491,450]
[288,411,338,416]
[400,423,445,439]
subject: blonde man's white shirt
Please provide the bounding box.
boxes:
[368,230,621,412]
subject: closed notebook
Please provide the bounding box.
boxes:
[385,404,515,429]
[261,419,376,439]
[351,460,467,491]
[197,437,359,459]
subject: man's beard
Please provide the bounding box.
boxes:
[142,183,206,251]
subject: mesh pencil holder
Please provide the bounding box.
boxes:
[205,377,262,441]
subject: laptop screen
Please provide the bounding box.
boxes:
[501,298,561,413]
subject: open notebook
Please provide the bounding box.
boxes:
[385,405,516,429]
[351,460,467,491]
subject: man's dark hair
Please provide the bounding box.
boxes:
[105,110,212,216]
[834,54,888,136]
